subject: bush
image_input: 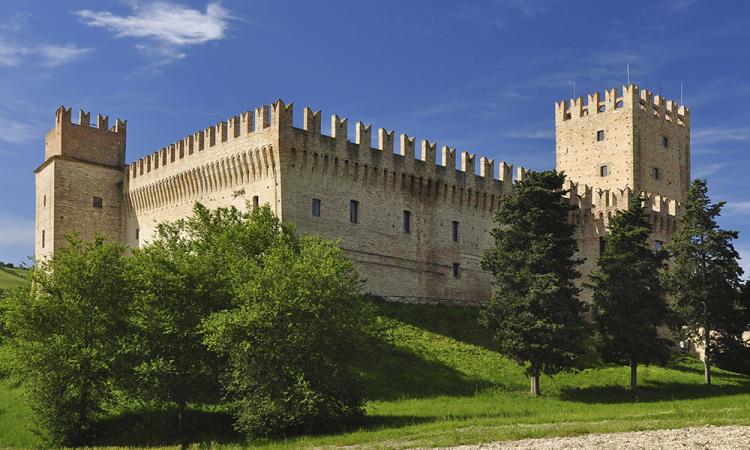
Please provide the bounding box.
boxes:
[203,235,371,438]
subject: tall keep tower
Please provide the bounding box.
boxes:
[34,107,127,260]
[555,85,690,202]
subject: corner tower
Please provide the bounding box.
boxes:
[555,85,690,201]
[35,107,127,261]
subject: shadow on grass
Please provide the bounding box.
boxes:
[93,408,441,448]
[92,408,241,447]
[560,379,750,404]
[667,356,750,380]
[368,298,495,351]
[354,337,500,401]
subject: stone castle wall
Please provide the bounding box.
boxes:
[35,85,687,304]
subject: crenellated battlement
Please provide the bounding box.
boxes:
[555,84,689,127]
[563,179,681,235]
[126,100,528,194]
[54,105,127,134]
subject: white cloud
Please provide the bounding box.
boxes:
[0,115,42,144]
[693,126,750,144]
[0,15,92,68]
[692,162,725,178]
[724,201,750,216]
[505,129,554,140]
[75,2,232,64]
[0,215,34,247]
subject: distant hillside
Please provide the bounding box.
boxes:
[0,267,29,290]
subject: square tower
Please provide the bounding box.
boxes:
[555,85,690,202]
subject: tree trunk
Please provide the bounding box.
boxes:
[630,359,637,391]
[177,400,187,449]
[704,326,712,385]
[530,369,541,396]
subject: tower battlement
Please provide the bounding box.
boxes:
[555,85,689,127]
[43,106,127,169]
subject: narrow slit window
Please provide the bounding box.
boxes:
[93,196,103,208]
[600,165,608,177]
[403,210,411,233]
[43,195,46,207]
[312,198,321,217]
[652,167,660,180]
[662,136,669,148]
[349,199,359,224]
[452,263,460,278]
[135,228,140,240]
[451,221,459,242]
[596,130,605,141]
[41,230,45,249]
[252,195,259,209]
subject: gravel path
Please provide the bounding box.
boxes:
[444,425,750,449]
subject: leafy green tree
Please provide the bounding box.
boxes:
[122,217,231,439]
[663,179,745,385]
[202,234,370,438]
[480,170,586,396]
[586,195,672,391]
[0,235,130,446]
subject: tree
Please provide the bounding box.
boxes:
[480,170,586,396]
[586,195,672,391]
[202,230,371,437]
[0,235,130,446]
[663,179,745,385]
[121,217,231,440]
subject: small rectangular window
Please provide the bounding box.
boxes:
[135,228,140,240]
[312,198,321,217]
[652,167,660,180]
[451,221,459,242]
[662,136,669,148]
[93,196,103,208]
[599,236,606,256]
[596,130,605,141]
[349,200,359,224]
[600,165,608,177]
[403,210,411,233]
[655,240,663,251]
[452,263,460,278]
[252,195,259,209]
[41,230,45,249]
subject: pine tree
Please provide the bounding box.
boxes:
[480,170,586,396]
[587,195,672,391]
[663,179,745,385]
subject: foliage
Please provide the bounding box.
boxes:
[121,215,232,437]
[586,195,672,389]
[480,170,586,395]
[202,235,371,438]
[663,179,745,384]
[0,235,130,446]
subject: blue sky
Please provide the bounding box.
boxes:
[0,0,748,275]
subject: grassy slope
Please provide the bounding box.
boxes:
[0,268,28,290]
[1,300,749,449]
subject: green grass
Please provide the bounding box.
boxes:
[0,267,28,290]
[1,300,749,449]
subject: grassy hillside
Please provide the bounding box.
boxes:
[1,300,749,448]
[0,267,28,290]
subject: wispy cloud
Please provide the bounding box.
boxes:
[0,114,43,144]
[75,2,233,65]
[455,0,560,30]
[693,162,725,178]
[505,128,554,140]
[0,14,92,67]
[725,200,750,216]
[693,126,750,144]
[0,39,91,67]
[0,215,34,247]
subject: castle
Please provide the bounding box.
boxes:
[35,84,689,304]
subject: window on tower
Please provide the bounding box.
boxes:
[596,130,605,141]
[662,136,669,148]
[93,196,103,208]
[312,198,321,217]
[600,165,609,177]
[652,167,660,180]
